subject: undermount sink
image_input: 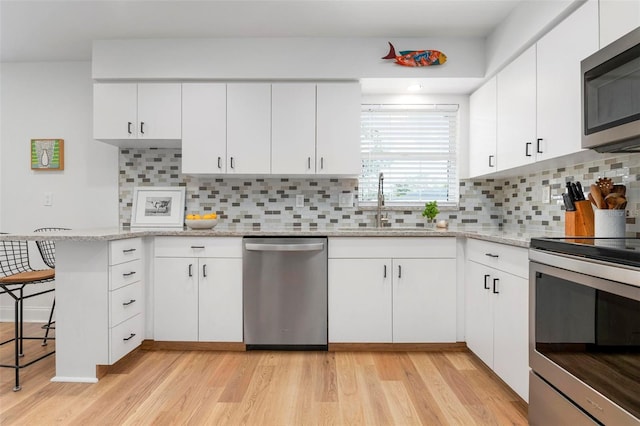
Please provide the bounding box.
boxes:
[337,227,435,232]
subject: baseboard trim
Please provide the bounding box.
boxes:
[328,342,468,352]
[142,340,246,352]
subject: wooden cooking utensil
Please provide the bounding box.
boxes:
[588,193,597,208]
[590,184,606,209]
[612,184,626,196]
[605,193,625,210]
[596,177,613,196]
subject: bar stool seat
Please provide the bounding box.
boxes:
[0,240,56,391]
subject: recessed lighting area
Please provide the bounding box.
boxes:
[407,84,423,92]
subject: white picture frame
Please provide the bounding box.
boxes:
[131,186,186,228]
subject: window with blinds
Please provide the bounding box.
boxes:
[360,104,459,206]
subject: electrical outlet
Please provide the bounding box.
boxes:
[339,193,354,208]
[542,186,550,204]
[295,194,305,208]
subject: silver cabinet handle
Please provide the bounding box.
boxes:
[122,271,136,277]
[191,245,205,249]
[398,265,402,279]
[525,142,532,157]
[383,264,387,278]
[536,138,543,154]
[493,278,499,294]
[122,299,136,306]
[245,243,324,252]
[308,157,311,169]
[320,157,324,169]
[127,122,133,135]
[188,264,193,277]
[230,157,235,169]
[123,333,136,341]
[485,253,499,258]
[217,156,222,169]
[484,274,490,290]
[122,248,136,253]
[140,121,145,135]
[202,264,207,278]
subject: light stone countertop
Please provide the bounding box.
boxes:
[0,225,563,248]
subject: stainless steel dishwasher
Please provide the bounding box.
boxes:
[243,237,328,350]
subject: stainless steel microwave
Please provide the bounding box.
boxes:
[581,26,640,153]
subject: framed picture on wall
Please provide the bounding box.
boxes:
[31,139,64,170]
[131,186,186,228]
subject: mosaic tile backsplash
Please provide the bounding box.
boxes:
[119,149,640,236]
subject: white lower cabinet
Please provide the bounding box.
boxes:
[465,239,529,402]
[328,237,457,343]
[153,237,243,342]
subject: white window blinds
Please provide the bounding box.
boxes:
[360,104,459,206]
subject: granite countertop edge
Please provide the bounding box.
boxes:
[0,226,548,248]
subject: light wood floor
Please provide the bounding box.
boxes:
[0,323,527,425]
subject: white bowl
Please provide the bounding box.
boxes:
[185,219,218,229]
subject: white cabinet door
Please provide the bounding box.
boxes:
[316,83,361,175]
[93,83,137,140]
[137,83,182,140]
[271,83,317,174]
[154,257,198,341]
[493,273,529,402]
[392,258,457,343]
[182,83,227,174]
[464,261,495,368]
[227,83,271,174]
[469,77,498,177]
[536,0,598,162]
[599,0,640,48]
[328,258,392,343]
[199,258,243,342]
[497,45,537,171]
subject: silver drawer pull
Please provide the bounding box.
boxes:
[122,271,136,277]
[122,299,136,306]
[191,245,205,249]
[122,248,137,253]
[485,253,499,258]
[123,333,136,341]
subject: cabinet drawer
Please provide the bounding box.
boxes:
[329,237,456,259]
[110,313,143,364]
[466,239,528,279]
[109,259,142,291]
[154,237,242,258]
[110,238,142,265]
[110,281,143,327]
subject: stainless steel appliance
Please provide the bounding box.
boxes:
[581,26,640,153]
[529,237,640,425]
[243,237,328,350]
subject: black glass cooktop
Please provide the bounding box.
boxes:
[530,237,640,268]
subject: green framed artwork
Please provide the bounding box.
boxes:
[31,139,64,170]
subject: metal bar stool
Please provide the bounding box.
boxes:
[33,227,69,346]
[0,240,56,391]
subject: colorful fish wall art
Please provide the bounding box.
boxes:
[382,42,447,67]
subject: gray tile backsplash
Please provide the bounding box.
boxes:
[119,149,639,236]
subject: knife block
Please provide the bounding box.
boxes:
[565,200,595,237]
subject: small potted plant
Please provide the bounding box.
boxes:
[422,201,439,224]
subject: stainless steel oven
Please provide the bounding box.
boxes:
[581,26,640,153]
[529,238,640,425]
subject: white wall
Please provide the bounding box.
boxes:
[92,37,485,80]
[0,61,119,321]
[0,61,119,233]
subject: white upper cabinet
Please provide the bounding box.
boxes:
[496,45,537,171]
[93,83,181,146]
[226,83,272,174]
[536,0,599,161]
[271,83,317,174]
[469,76,497,178]
[182,83,227,174]
[316,83,362,176]
[599,0,640,48]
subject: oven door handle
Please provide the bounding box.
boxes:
[493,278,499,294]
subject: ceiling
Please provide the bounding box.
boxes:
[0,0,523,94]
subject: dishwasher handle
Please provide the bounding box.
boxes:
[245,242,325,252]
